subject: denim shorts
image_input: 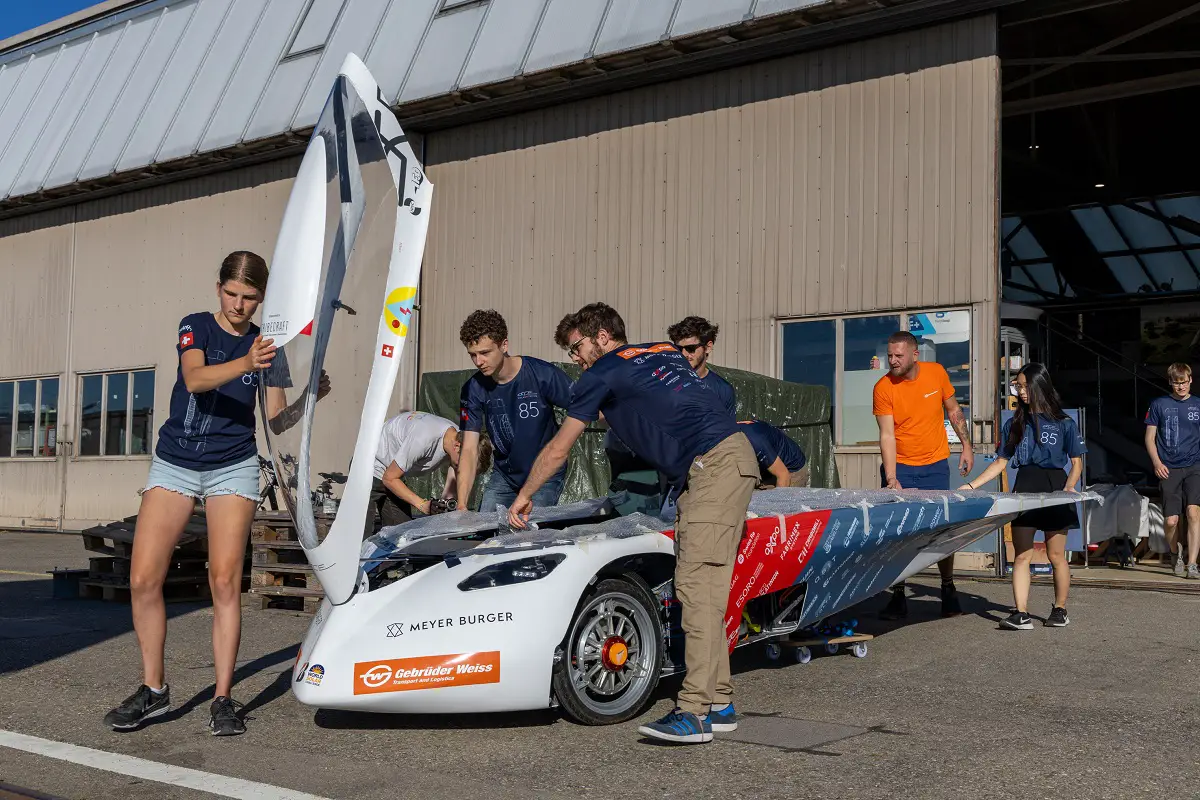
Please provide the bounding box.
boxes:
[478,469,565,512]
[144,454,261,503]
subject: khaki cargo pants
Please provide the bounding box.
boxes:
[674,432,759,716]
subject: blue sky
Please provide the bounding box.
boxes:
[0,1,99,42]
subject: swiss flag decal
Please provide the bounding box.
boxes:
[381,344,394,359]
[180,332,194,348]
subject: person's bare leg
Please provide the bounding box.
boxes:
[129,489,196,689]
[1186,505,1200,567]
[938,554,955,581]
[205,494,257,698]
[1044,530,1070,608]
[1010,527,1037,613]
[1164,515,1180,562]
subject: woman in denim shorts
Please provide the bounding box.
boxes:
[103,251,327,737]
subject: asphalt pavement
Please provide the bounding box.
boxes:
[2,531,1197,800]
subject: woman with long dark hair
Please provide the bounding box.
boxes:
[103,251,325,736]
[961,363,1085,630]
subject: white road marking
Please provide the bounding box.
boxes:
[0,730,332,800]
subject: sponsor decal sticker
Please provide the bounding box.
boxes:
[383,286,418,336]
[381,344,394,358]
[304,664,324,686]
[179,332,194,348]
[386,622,404,638]
[354,652,501,695]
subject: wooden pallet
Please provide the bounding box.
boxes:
[78,577,213,604]
[249,512,330,613]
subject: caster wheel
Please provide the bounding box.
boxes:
[824,642,839,655]
[851,642,868,658]
[794,646,812,664]
[765,643,782,662]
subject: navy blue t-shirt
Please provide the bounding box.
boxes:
[156,313,263,470]
[567,342,739,487]
[997,414,1086,470]
[460,356,573,487]
[700,369,736,417]
[1145,395,1200,468]
[738,420,807,473]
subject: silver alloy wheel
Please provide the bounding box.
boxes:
[565,590,658,717]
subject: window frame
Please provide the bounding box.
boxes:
[776,307,973,451]
[75,368,156,460]
[0,375,62,461]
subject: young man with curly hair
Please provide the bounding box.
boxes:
[515,303,759,745]
[667,315,736,417]
[457,309,573,511]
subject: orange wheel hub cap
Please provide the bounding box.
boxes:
[601,636,629,670]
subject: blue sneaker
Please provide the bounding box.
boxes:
[637,708,713,744]
[707,702,738,732]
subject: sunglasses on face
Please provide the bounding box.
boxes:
[679,343,705,354]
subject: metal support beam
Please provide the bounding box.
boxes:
[1003,2,1200,92]
[1002,69,1200,116]
[1004,52,1200,65]
[1001,0,1131,28]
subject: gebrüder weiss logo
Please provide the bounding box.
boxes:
[354,652,501,695]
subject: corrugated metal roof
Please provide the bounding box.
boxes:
[0,0,974,209]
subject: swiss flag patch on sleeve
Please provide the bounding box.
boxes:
[179,332,194,348]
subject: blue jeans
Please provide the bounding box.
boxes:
[881,459,951,491]
[478,469,565,512]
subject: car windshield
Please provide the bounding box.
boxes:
[259,79,400,549]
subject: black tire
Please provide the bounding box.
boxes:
[551,574,663,725]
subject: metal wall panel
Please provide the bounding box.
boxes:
[45,15,158,188]
[0,208,74,379]
[243,52,322,141]
[292,0,392,129]
[593,0,675,56]
[422,17,1000,486]
[753,0,828,18]
[670,0,750,38]
[2,38,93,197]
[10,29,122,197]
[116,0,234,173]
[0,463,63,527]
[78,3,194,181]
[158,0,270,162]
[458,0,547,89]
[364,0,440,103]
[201,0,307,151]
[398,4,488,102]
[289,0,347,56]
[523,0,608,74]
[0,53,58,172]
[0,58,27,116]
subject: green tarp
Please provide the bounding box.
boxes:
[407,364,839,507]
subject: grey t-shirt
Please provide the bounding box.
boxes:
[374,411,458,479]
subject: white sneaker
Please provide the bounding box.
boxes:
[1175,551,1187,578]
[1186,564,1200,580]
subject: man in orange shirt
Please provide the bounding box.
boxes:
[873,331,974,619]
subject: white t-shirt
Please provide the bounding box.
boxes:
[374,412,458,479]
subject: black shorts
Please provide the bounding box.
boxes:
[1160,463,1200,518]
[1011,465,1077,532]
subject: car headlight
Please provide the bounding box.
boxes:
[457,554,566,591]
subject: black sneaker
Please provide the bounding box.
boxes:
[1044,607,1070,627]
[940,582,964,617]
[209,696,246,736]
[999,611,1033,630]
[104,685,171,731]
[879,588,908,620]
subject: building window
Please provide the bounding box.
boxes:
[78,370,155,457]
[779,309,972,447]
[0,376,59,458]
[284,0,346,59]
[437,0,486,14]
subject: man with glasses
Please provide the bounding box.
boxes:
[668,316,736,416]
[511,303,759,745]
[1145,363,1200,579]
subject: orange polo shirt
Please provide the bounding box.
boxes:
[872,361,954,466]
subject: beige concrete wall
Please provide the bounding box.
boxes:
[421,16,1001,487]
